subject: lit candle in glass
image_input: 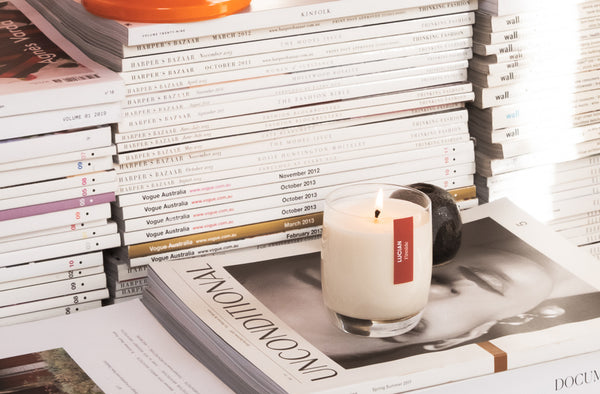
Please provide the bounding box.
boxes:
[321,183,432,337]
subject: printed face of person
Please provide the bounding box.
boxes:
[396,246,554,345]
[233,246,554,360]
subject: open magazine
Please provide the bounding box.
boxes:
[0,299,232,393]
[141,198,600,393]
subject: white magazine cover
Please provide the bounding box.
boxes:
[143,198,600,393]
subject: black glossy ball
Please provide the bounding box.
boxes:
[398,183,463,266]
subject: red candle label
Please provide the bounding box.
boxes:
[393,217,414,284]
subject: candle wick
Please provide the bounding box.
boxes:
[374,209,381,218]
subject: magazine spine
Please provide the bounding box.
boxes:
[552,182,600,204]
[105,261,149,282]
[470,97,600,130]
[477,0,542,17]
[0,145,116,172]
[0,222,118,253]
[0,204,112,238]
[479,140,600,177]
[479,0,600,18]
[469,68,529,89]
[480,165,600,198]
[476,4,600,32]
[0,300,103,326]
[0,170,117,200]
[0,182,118,211]
[0,219,108,244]
[475,16,600,44]
[448,184,478,201]
[472,27,525,45]
[470,65,600,94]
[553,213,600,233]
[0,288,107,319]
[579,243,600,258]
[0,192,115,221]
[107,277,149,291]
[481,173,600,203]
[468,56,529,75]
[0,102,122,139]
[472,25,600,55]
[567,227,600,246]
[470,83,531,108]
[549,194,600,222]
[470,120,600,145]
[476,156,600,188]
[0,156,114,188]
[0,233,121,267]
[110,285,146,298]
[0,265,105,292]
[2,80,125,118]
[474,139,532,159]
[479,41,600,64]
[475,11,526,32]
[0,251,104,283]
[0,272,107,307]
[0,126,111,164]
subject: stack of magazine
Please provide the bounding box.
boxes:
[141,198,600,393]
[0,0,125,324]
[28,0,482,302]
[467,0,600,260]
[1,200,600,392]
[101,185,479,304]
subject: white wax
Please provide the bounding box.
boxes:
[321,197,432,320]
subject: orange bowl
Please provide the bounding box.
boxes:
[82,0,251,23]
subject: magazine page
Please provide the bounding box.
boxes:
[146,199,600,393]
[0,0,124,117]
[0,299,232,394]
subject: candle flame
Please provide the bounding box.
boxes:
[374,188,383,219]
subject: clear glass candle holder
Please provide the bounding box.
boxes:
[321,183,432,337]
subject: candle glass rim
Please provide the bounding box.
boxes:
[324,183,431,219]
